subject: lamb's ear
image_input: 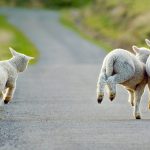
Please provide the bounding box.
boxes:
[132,45,140,53]
[9,47,18,56]
[145,39,150,47]
[26,56,34,60]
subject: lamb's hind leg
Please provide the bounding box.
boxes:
[97,73,106,103]
[134,80,146,119]
[107,63,135,101]
[3,85,16,104]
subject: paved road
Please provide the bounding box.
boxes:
[0,8,150,150]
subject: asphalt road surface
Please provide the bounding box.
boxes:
[0,8,150,150]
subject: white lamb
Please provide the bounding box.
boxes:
[145,39,150,109]
[0,47,33,105]
[97,46,150,119]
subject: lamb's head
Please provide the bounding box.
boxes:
[132,45,150,63]
[9,47,34,72]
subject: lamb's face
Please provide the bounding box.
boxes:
[9,47,34,72]
[15,54,30,72]
[132,46,150,63]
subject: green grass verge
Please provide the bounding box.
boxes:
[60,9,112,51]
[60,0,150,51]
[0,15,39,64]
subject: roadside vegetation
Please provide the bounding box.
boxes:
[60,8,111,50]
[1,0,150,52]
[0,0,91,8]
[60,0,150,51]
[0,15,38,63]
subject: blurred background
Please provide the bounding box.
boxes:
[60,0,150,51]
[0,0,150,60]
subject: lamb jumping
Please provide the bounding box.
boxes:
[145,39,150,109]
[0,47,33,105]
[97,47,150,119]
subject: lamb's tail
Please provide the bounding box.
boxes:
[97,58,114,91]
[105,57,114,78]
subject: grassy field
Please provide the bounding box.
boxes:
[0,15,38,63]
[61,0,150,51]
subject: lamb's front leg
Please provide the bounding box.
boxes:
[127,89,134,106]
[3,85,16,104]
[134,80,146,119]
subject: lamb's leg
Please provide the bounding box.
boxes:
[127,89,134,106]
[107,73,134,101]
[0,91,4,106]
[106,79,116,101]
[134,80,146,119]
[147,78,150,109]
[3,86,16,104]
[97,73,106,103]
[107,63,134,101]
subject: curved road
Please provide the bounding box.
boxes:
[0,8,150,150]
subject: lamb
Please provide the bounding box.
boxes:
[97,47,150,119]
[145,39,150,109]
[0,47,33,105]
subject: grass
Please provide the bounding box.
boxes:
[0,15,39,64]
[60,9,112,51]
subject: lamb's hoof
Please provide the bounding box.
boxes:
[97,97,103,104]
[109,94,115,101]
[97,94,103,104]
[135,114,141,119]
[4,100,9,104]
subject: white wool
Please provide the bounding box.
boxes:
[97,47,150,119]
[0,47,33,105]
[145,39,150,76]
[145,39,150,109]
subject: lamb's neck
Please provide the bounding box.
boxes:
[137,56,148,64]
[142,58,147,64]
[8,57,20,72]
